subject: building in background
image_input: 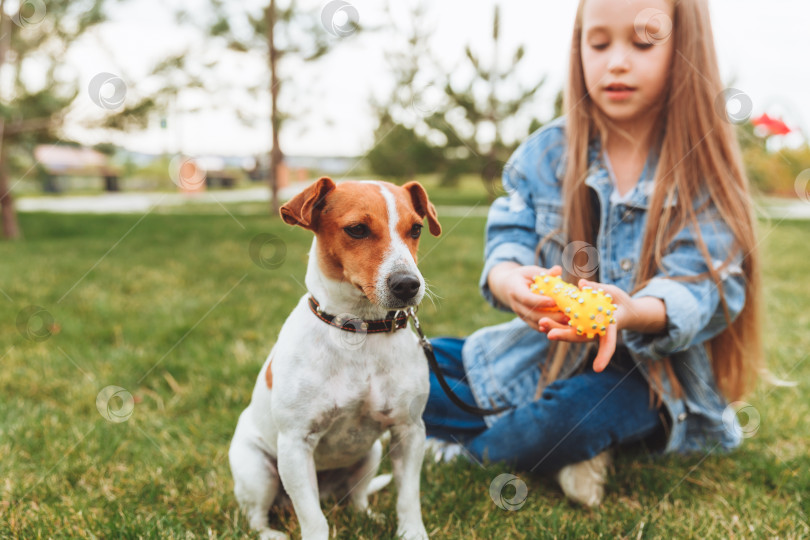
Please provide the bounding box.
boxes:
[34,145,121,192]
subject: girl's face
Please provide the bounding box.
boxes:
[580,0,674,129]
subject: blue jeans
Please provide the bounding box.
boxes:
[423,337,665,474]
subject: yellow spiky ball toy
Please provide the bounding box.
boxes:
[530,273,618,338]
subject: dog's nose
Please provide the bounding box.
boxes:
[388,272,421,301]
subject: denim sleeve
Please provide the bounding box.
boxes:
[479,166,540,311]
[478,124,566,311]
[622,211,746,360]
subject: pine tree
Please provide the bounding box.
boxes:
[425,4,545,192]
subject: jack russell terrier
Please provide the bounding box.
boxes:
[229,177,441,540]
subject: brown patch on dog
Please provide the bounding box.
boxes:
[265,356,274,389]
[313,182,391,302]
[402,181,441,237]
[280,177,336,230]
[385,183,442,264]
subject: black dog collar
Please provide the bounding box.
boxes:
[307,296,409,333]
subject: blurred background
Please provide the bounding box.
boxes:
[1,0,808,239]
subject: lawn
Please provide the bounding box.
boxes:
[0,210,807,539]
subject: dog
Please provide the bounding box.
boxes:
[229,177,441,540]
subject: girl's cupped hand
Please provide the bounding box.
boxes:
[538,278,635,373]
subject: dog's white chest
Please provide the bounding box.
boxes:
[309,363,422,469]
[260,311,429,470]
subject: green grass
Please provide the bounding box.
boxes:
[0,212,807,539]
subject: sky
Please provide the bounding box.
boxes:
[59,0,810,158]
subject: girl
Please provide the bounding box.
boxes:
[423,0,762,507]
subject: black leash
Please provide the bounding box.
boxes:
[406,307,513,417]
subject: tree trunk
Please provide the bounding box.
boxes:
[0,1,20,240]
[267,0,283,217]
[0,126,21,240]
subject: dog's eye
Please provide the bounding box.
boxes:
[409,224,422,239]
[344,224,370,239]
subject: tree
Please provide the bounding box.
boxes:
[186,0,360,215]
[0,0,107,239]
[0,0,199,239]
[425,4,546,190]
[367,3,443,181]
[370,3,547,193]
[366,114,443,180]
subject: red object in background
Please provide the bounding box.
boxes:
[752,113,791,136]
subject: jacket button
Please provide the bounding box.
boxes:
[677,412,688,422]
[623,210,634,221]
[620,258,634,271]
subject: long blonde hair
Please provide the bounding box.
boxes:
[561,0,762,401]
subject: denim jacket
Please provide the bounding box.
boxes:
[462,117,745,454]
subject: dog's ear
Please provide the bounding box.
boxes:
[280,177,336,230]
[403,181,441,236]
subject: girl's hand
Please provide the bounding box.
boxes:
[489,263,570,331]
[538,279,636,372]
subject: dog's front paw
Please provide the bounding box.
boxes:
[396,522,429,540]
[299,522,329,540]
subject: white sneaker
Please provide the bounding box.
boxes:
[423,437,465,463]
[555,450,612,507]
